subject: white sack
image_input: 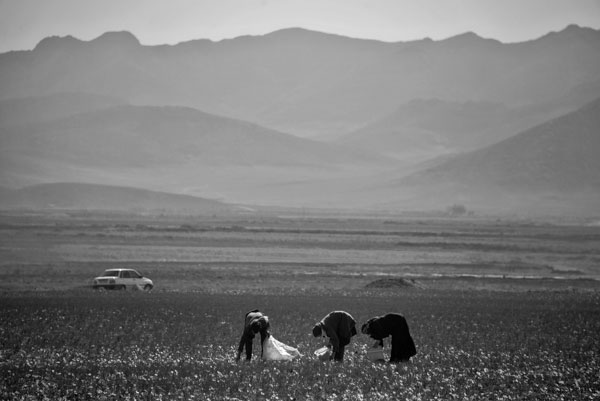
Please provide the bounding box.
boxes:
[314,346,331,361]
[262,335,302,361]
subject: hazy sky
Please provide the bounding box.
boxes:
[1,0,599,53]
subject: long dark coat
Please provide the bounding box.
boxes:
[362,313,416,362]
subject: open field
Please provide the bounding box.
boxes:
[1,211,600,399]
[1,290,599,400]
[1,211,599,292]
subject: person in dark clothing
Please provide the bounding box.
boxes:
[361,313,416,363]
[236,309,270,361]
[312,310,357,362]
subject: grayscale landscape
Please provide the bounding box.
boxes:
[1,24,599,215]
[1,1,600,399]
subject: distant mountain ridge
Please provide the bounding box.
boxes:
[337,99,515,162]
[400,97,600,190]
[335,87,600,163]
[1,25,599,138]
[0,182,235,213]
[0,93,388,207]
[1,26,600,215]
[382,97,600,213]
[34,31,141,52]
[0,92,127,126]
[0,98,382,169]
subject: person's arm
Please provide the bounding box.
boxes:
[245,335,254,360]
[236,326,252,360]
[236,335,245,360]
[236,332,246,360]
[323,325,340,355]
[259,329,269,358]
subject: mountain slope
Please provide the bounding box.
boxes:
[383,98,600,213]
[1,26,600,213]
[0,182,235,213]
[0,92,127,127]
[1,26,599,138]
[0,103,380,169]
[337,99,517,162]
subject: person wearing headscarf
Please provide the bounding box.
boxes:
[312,310,357,362]
[361,313,416,363]
[236,309,270,361]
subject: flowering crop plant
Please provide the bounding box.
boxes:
[1,290,599,400]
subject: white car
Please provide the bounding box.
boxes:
[93,268,153,291]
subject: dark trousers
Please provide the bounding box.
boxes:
[243,338,253,360]
[332,345,345,361]
[333,337,351,361]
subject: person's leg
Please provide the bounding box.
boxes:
[389,334,402,363]
[245,338,253,360]
[333,345,345,361]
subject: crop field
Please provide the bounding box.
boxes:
[2,290,599,400]
[1,211,600,399]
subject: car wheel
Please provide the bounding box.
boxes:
[143,284,153,292]
[95,286,106,291]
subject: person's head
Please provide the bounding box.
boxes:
[312,324,322,337]
[252,316,269,333]
[362,318,376,335]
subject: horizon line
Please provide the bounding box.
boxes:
[4,23,597,53]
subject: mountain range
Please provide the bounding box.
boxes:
[0,25,599,215]
[2,25,599,138]
[378,98,600,214]
[0,182,235,214]
[0,98,380,168]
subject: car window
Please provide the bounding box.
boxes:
[122,271,131,278]
[103,270,119,277]
[131,270,142,278]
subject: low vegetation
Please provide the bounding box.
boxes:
[1,290,599,400]
[1,212,599,399]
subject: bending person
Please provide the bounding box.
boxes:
[236,309,270,361]
[312,310,357,362]
[361,313,416,363]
